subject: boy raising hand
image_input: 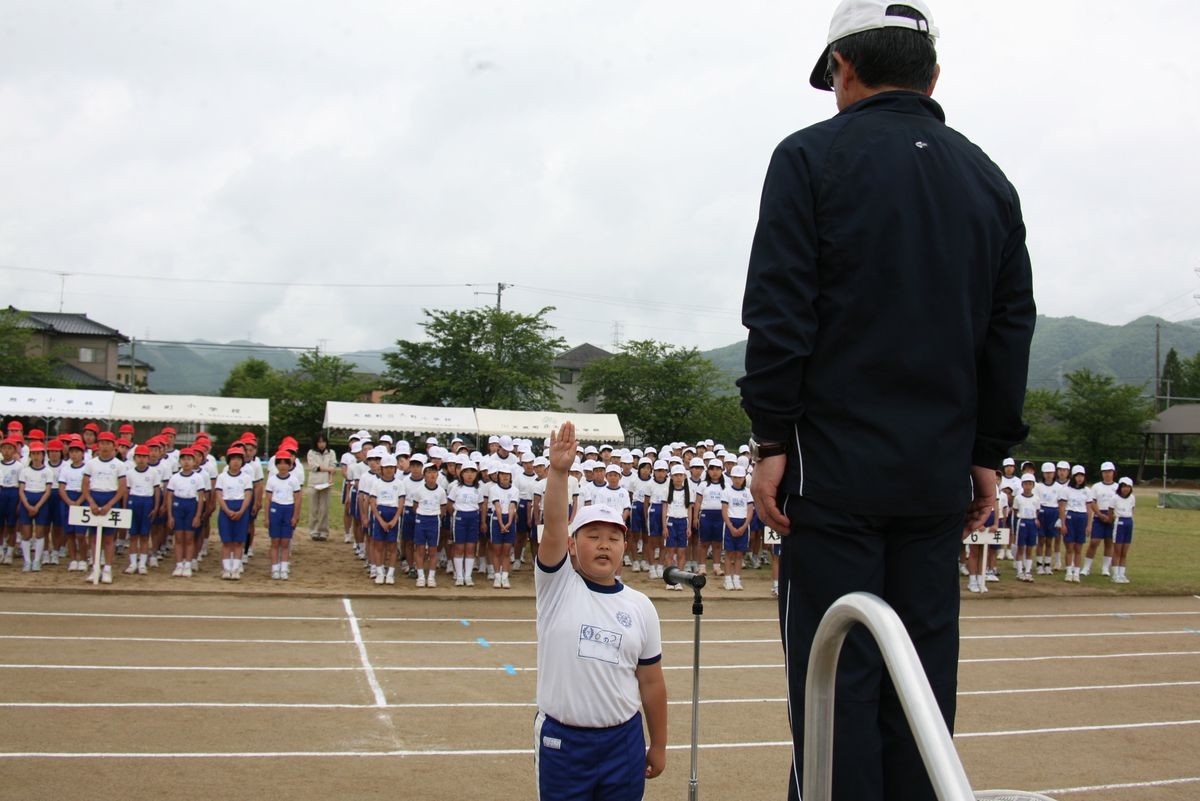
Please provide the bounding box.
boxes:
[534,421,667,799]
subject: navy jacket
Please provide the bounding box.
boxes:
[738,91,1035,516]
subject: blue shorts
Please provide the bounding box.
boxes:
[1038,507,1060,539]
[648,504,664,538]
[1091,517,1113,540]
[87,490,119,534]
[749,509,764,533]
[17,491,51,526]
[128,495,155,536]
[723,517,748,552]
[0,486,18,527]
[62,490,85,534]
[372,506,401,543]
[1064,510,1088,545]
[491,516,516,546]
[414,513,439,547]
[1016,518,1039,548]
[1115,518,1133,545]
[630,501,646,535]
[454,510,481,545]
[401,507,416,543]
[516,500,531,536]
[348,489,358,518]
[46,491,63,527]
[172,497,199,534]
[535,711,645,801]
[218,499,250,543]
[698,508,723,544]
[666,517,688,549]
[268,502,295,539]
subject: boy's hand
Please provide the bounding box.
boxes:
[548,422,577,473]
[645,744,666,779]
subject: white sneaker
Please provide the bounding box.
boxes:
[280,567,289,580]
[385,572,395,585]
[501,575,511,589]
[455,576,465,587]
[416,575,426,588]
[137,564,148,575]
[487,567,495,580]
[124,564,138,574]
[182,564,192,578]
[959,563,969,576]
[978,581,988,593]
[375,571,385,585]
[1080,569,1090,577]
[100,567,112,584]
[771,586,779,597]
[1,550,12,565]
[149,555,159,568]
[190,559,199,572]
[493,574,502,589]
[632,562,642,573]
[344,532,352,543]
[427,575,436,588]
[723,575,734,591]
[172,564,184,577]
[221,569,232,580]
[733,575,744,591]
[21,562,32,573]
[968,578,980,593]
[271,566,281,580]
[465,575,475,587]
[623,555,632,567]
[1101,569,1110,576]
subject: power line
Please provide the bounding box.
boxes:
[0,264,484,291]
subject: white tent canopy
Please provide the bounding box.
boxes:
[473,409,624,442]
[0,386,115,420]
[109,394,270,426]
[323,401,477,435]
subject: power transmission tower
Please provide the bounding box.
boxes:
[611,320,624,347]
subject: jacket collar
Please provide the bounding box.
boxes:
[838,90,945,123]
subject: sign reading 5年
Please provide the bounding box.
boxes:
[68,506,133,530]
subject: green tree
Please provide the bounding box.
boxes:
[1021,387,1066,457]
[578,340,748,446]
[381,307,565,410]
[221,353,372,444]
[0,309,65,388]
[1177,350,1200,400]
[1057,369,1154,468]
[1160,347,1186,407]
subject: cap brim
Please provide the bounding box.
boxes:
[809,44,833,91]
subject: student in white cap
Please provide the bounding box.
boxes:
[1110,477,1136,583]
[533,422,666,797]
[1012,474,1040,581]
[1050,459,1072,571]
[1061,466,1096,582]
[1082,460,1118,577]
[340,434,362,543]
[488,464,520,588]
[720,466,754,590]
[662,464,691,589]
[369,453,405,585]
[1034,462,1061,574]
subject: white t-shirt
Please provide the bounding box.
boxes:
[265,473,301,505]
[515,471,539,502]
[722,485,753,519]
[83,456,127,493]
[412,483,448,516]
[448,482,487,512]
[1012,492,1040,520]
[18,464,55,493]
[1113,492,1136,519]
[57,462,87,494]
[269,460,305,485]
[370,477,406,509]
[535,554,662,728]
[126,466,162,498]
[999,473,1023,502]
[1035,481,1061,509]
[592,484,632,515]
[358,471,379,500]
[1063,484,1094,514]
[666,483,691,519]
[214,470,253,501]
[698,481,726,511]
[166,471,207,500]
[645,479,670,506]
[488,483,520,516]
[403,474,426,508]
[1091,481,1118,512]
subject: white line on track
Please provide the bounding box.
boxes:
[0,611,340,621]
[5,680,1200,711]
[960,610,1200,621]
[0,635,353,645]
[961,649,1200,664]
[1038,776,1200,795]
[2,720,1197,759]
[341,598,386,708]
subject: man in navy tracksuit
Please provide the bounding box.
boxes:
[737,2,1035,800]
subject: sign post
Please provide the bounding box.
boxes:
[68,506,133,585]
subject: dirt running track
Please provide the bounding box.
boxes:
[0,593,1198,800]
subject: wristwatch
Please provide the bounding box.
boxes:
[748,436,786,463]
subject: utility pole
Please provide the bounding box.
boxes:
[1155,322,1161,412]
[495,282,510,310]
[57,272,68,312]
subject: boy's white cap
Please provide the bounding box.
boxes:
[1002,457,1015,466]
[488,435,500,444]
[723,452,737,462]
[496,463,515,475]
[739,444,751,453]
[1056,460,1070,469]
[570,460,584,473]
[533,456,549,467]
[379,434,393,444]
[689,457,705,468]
[645,445,658,453]
[738,455,751,467]
[450,436,463,444]
[424,436,438,445]
[637,456,652,467]
[354,429,370,440]
[379,453,398,468]
[1020,474,1036,483]
[1101,461,1116,471]
[498,435,514,450]
[410,453,427,464]
[670,464,687,476]
[707,459,724,469]
[396,443,412,456]
[730,465,747,478]
[600,443,613,451]
[428,446,445,460]
[1071,465,1086,475]
[702,451,716,461]
[469,450,483,461]
[520,452,534,463]
[605,464,621,475]
[584,445,599,455]
[809,0,938,90]
[653,459,668,471]
[620,454,634,464]
[669,456,684,465]
[349,441,363,454]
[631,448,644,458]
[367,446,386,459]
[1118,476,1133,486]
[569,504,628,537]
[1041,462,1055,473]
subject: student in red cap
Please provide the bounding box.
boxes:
[81,432,129,584]
[160,427,180,472]
[166,448,207,577]
[57,440,89,571]
[123,444,161,575]
[17,442,55,571]
[44,438,65,567]
[81,422,101,458]
[144,438,170,566]
[215,445,253,580]
[265,450,302,580]
[238,433,265,560]
[0,437,20,565]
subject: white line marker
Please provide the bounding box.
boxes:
[961,610,1200,621]
[0,635,352,645]
[1037,775,1200,795]
[2,720,1196,759]
[961,650,1200,664]
[342,599,387,708]
[0,611,340,622]
[959,679,1200,697]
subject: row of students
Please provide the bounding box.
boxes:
[964,457,1138,593]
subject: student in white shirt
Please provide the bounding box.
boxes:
[1012,475,1041,582]
[641,461,670,580]
[720,466,754,591]
[265,451,302,580]
[447,459,487,587]
[1111,477,1136,584]
[42,438,65,568]
[81,433,129,585]
[215,445,254,580]
[534,421,666,798]
[165,448,207,578]
[57,442,89,572]
[368,453,405,586]
[528,457,550,569]
[1060,466,1096,583]
[412,462,448,588]
[123,444,162,576]
[1082,461,1118,577]
[1034,463,1061,575]
[16,442,54,572]
[340,435,362,543]
[488,465,520,589]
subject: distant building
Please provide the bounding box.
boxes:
[116,353,155,393]
[9,307,129,390]
[553,343,612,413]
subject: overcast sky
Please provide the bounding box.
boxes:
[3,0,1198,357]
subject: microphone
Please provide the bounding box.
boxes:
[664,565,706,590]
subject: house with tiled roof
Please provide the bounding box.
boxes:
[8,307,129,389]
[553,343,612,413]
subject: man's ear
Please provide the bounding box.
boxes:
[831,50,855,88]
[926,63,941,96]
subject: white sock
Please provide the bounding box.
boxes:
[453,557,464,578]
[139,553,148,568]
[1082,557,1093,572]
[1103,556,1112,572]
[417,569,425,579]
[465,557,475,574]
[1023,559,1032,574]
[20,540,32,564]
[386,566,395,578]
[33,538,45,563]
[281,561,289,572]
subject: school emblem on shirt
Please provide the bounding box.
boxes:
[615,611,633,629]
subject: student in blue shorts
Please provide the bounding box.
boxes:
[123,444,161,575]
[535,421,667,800]
[215,445,253,580]
[265,451,302,581]
[1111,477,1136,584]
[720,465,754,591]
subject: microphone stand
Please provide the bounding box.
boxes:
[687,574,705,801]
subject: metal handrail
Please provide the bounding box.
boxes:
[802,592,975,801]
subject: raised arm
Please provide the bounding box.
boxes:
[539,422,577,569]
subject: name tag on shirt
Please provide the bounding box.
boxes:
[577,624,622,665]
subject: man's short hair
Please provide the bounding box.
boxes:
[830,4,937,92]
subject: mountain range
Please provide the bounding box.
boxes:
[129,315,1200,396]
